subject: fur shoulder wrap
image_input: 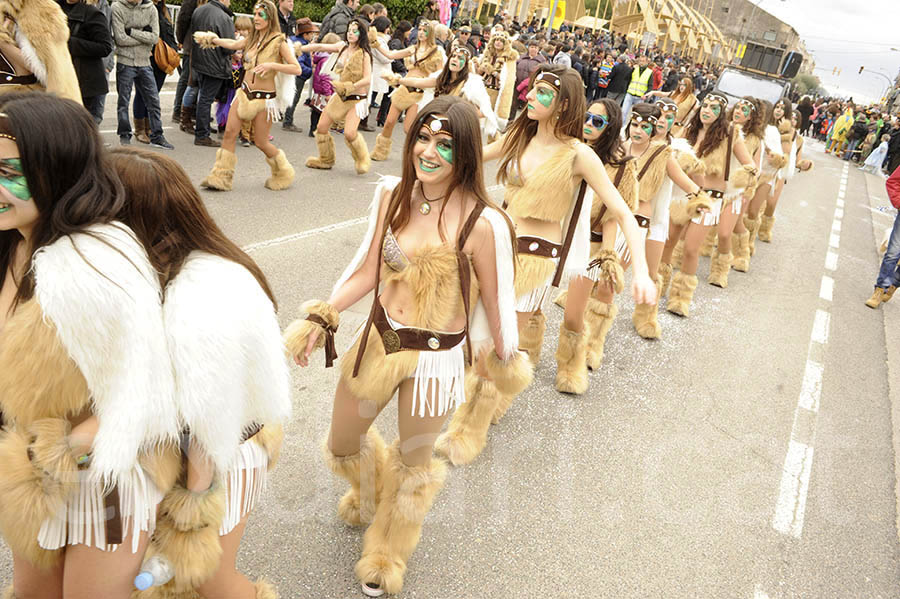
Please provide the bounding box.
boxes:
[700,127,744,179]
[0,222,178,486]
[598,159,639,223]
[8,0,81,102]
[340,47,368,83]
[505,141,579,223]
[461,74,499,138]
[163,252,292,474]
[671,137,703,176]
[636,142,671,205]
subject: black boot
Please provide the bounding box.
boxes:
[309,108,321,138]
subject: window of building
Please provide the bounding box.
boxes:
[763,30,777,42]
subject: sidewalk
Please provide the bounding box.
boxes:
[862,167,900,543]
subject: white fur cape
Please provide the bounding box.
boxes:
[333,176,519,357]
[493,58,516,130]
[32,222,178,486]
[163,252,292,474]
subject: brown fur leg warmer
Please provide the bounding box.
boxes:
[306,132,335,169]
[552,289,568,309]
[345,134,371,175]
[371,133,392,161]
[744,214,761,256]
[355,442,447,596]
[758,215,775,243]
[518,311,547,366]
[322,428,386,526]
[666,271,699,317]
[632,276,662,339]
[254,578,279,598]
[672,239,685,270]
[658,262,673,297]
[555,326,589,394]
[584,298,617,370]
[435,372,499,466]
[699,229,717,257]
[483,350,533,396]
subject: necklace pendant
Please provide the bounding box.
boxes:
[419,202,431,215]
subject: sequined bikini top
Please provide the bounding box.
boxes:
[382,227,410,271]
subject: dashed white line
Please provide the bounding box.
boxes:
[825,250,839,271]
[819,275,834,301]
[798,359,824,412]
[834,208,844,219]
[773,440,815,538]
[811,309,831,345]
[829,233,840,248]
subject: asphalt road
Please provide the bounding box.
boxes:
[1,91,899,598]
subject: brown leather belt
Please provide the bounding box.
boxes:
[0,73,37,86]
[242,84,277,101]
[590,214,650,243]
[704,189,725,199]
[517,236,561,259]
[344,94,366,101]
[403,86,424,93]
[373,299,465,354]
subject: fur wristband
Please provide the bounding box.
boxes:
[731,165,758,190]
[27,418,81,488]
[590,249,624,293]
[685,190,712,220]
[283,300,339,366]
[484,350,533,396]
[192,31,218,50]
[381,73,401,87]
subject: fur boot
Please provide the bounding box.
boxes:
[707,251,733,288]
[518,312,546,366]
[345,134,371,175]
[149,483,227,591]
[658,262,673,297]
[135,117,151,144]
[371,133,392,161]
[552,289,568,309]
[672,239,685,270]
[555,326,589,394]
[758,215,775,243]
[744,214,761,256]
[699,229,717,257]
[306,132,335,169]
[666,271,699,317]
[355,442,447,596]
[584,298,617,369]
[263,149,295,191]
[200,148,236,191]
[2,585,13,599]
[632,276,662,339]
[491,391,514,424]
[435,372,500,466]
[732,232,751,272]
[254,579,279,599]
[322,428,386,526]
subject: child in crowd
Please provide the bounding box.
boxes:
[861,134,891,175]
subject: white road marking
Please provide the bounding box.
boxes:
[811,309,830,345]
[799,200,809,207]
[837,199,845,207]
[798,359,824,412]
[834,208,844,219]
[773,440,815,538]
[819,275,834,302]
[829,233,840,248]
[753,585,771,599]
[825,251,838,271]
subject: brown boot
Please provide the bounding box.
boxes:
[555,326,589,394]
[264,149,295,190]
[135,117,150,144]
[180,105,195,133]
[371,133,392,161]
[200,148,236,191]
[322,428,386,526]
[306,132,336,169]
[584,298,617,369]
[666,271,699,317]
[345,134,371,174]
[758,215,776,242]
[884,285,897,302]
[699,228,717,257]
[732,232,751,272]
[658,262,674,297]
[865,287,885,309]
[435,373,500,466]
[707,251,733,288]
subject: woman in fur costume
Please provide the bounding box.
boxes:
[476,29,518,138]
[742,99,784,258]
[0,95,180,598]
[284,97,527,597]
[658,92,757,317]
[195,1,302,191]
[382,45,500,138]
[112,148,292,599]
[300,18,374,175]
[728,97,766,274]
[435,66,656,464]
[371,20,445,162]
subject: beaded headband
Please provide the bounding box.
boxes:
[533,71,561,92]
[452,46,472,60]
[736,99,756,112]
[703,93,729,108]
[657,100,678,112]
[424,116,452,137]
[630,114,659,126]
[0,113,14,142]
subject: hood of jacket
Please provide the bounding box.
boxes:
[115,0,151,8]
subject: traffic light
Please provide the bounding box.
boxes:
[859,66,865,74]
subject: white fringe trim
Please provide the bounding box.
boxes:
[220,440,269,536]
[515,283,553,312]
[692,198,723,227]
[727,194,744,215]
[38,466,162,553]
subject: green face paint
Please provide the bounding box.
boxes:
[257,9,268,20]
[666,114,675,128]
[0,158,29,202]
[711,105,721,117]
[536,88,555,108]
[436,140,454,164]
[640,123,654,136]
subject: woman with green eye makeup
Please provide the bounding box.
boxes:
[742,99,786,258]
[754,97,795,244]
[475,29,519,139]
[658,92,757,317]
[0,95,181,599]
[284,97,526,597]
[727,96,766,274]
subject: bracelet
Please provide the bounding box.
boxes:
[306,314,339,368]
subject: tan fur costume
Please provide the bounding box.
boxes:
[505,141,578,222]
[324,47,369,121]
[435,371,499,466]
[0,0,81,102]
[479,31,518,126]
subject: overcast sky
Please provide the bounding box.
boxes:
[754,0,899,104]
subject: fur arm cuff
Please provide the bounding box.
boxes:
[685,190,712,219]
[284,300,339,367]
[381,72,401,87]
[731,164,758,190]
[589,248,625,293]
[27,419,81,487]
[676,150,704,176]
[193,31,219,49]
[484,350,533,396]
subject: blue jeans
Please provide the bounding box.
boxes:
[283,75,309,126]
[876,210,900,289]
[174,52,191,113]
[83,94,105,125]
[116,63,164,142]
[843,138,862,160]
[194,72,226,141]
[621,93,641,125]
[133,63,167,120]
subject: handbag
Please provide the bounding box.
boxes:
[153,39,180,75]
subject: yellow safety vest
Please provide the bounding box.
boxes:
[627,66,653,97]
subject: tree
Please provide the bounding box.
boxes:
[792,73,822,96]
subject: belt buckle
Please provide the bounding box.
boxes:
[382,329,401,354]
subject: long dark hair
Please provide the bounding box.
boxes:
[729,95,765,140]
[498,64,585,186]
[588,98,629,167]
[109,148,276,308]
[392,20,412,42]
[685,97,731,159]
[434,51,469,96]
[388,96,515,246]
[0,93,124,309]
[345,17,373,60]
[769,98,792,126]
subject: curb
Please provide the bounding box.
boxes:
[862,168,900,544]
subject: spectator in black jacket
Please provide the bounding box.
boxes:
[277,0,296,35]
[190,0,235,147]
[57,0,113,124]
[377,19,411,126]
[174,0,201,122]
[606,55,631,105]
[318,0,358,41]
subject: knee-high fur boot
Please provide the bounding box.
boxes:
[632,275,662,339]
[200,148,237,191]
[345,134,371,174]
[355,442,447,596]
[555,326,589,394]
[371,133,392,161]
[323,428,386,526]
[732,232,751,272]
[744,214,761,256]
[672,239,685,270]
[666,271,699,317]
[699,229,717,257]
[519,312,546,366]
[552,289,568,309]
[435,372,500,466]
[758,215,776,242]
[306,132,336,169]
[707,251,733,288]
[583,298,617,369]
[264,149,295,190]
[658,262,674,297]
[253,579,279,598]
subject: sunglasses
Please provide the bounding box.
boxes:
[584,112,608,129]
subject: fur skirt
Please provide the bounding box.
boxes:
[324,93,364,121]
[391,85,424,112]
[692,197,723,227]
[514,251,558,313]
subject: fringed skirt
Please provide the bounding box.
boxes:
[514,241,560,313]
[220,439,270,536]
[38,466,163,554]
